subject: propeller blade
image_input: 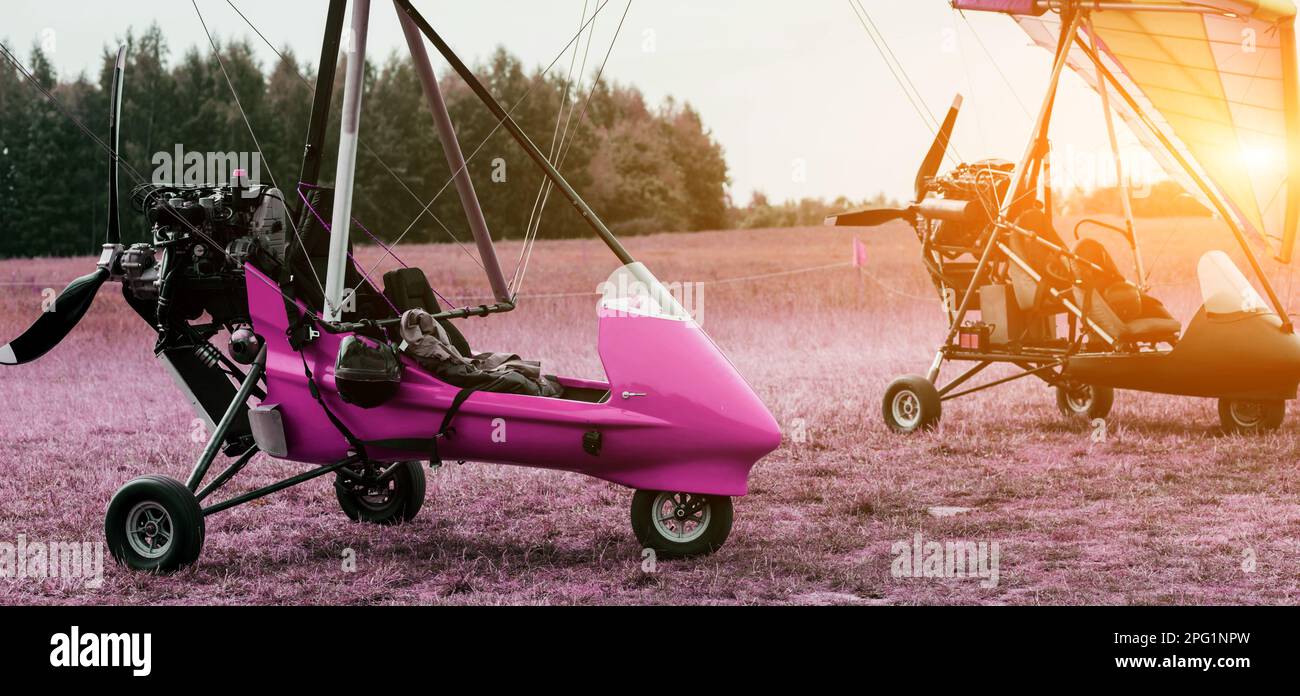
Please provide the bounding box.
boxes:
[107,45,127,245]
[823,206,912,228]
[914,94,962,202]
[1,46,125,366]
[0,268,110,365]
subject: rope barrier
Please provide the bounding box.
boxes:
[0,259,915,301]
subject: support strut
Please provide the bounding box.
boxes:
[394,0,635,266]
[398,3,511,303]
[323,0,371,322]
[186,345,267,492]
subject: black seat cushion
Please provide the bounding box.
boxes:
[1071,239,1180,343]
[1120,316,1182,342]
[382,268,472,356]
[1102,283,1142,318]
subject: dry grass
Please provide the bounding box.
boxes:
[1,216,1298,605]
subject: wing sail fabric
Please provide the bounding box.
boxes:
[957,0,1300,262]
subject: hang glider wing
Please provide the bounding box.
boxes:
[955,0,1300,263]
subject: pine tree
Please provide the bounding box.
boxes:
[0,31,732,258]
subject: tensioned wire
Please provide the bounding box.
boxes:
[0,39,323,317]
[341,0,621,307]
[514,0,594,296]
[513,0,634,299]
[218,0,620,309]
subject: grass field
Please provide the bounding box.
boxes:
[2,217,1299,605]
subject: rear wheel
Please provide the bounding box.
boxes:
[1218,398,1285,435]
[334,461,426,524]
[1056,383,1114,420]
[105,475,205,572]
[631,490,732,558]
[882,375,942,433]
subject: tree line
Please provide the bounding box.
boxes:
[0,25,730,258]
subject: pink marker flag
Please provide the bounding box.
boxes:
[852,237,868,268]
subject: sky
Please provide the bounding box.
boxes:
[2,0,1150,204]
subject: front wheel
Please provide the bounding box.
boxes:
[882,375,942,433]
[631,490,733,558]
[334,461,426,524]
[1218,398,1285,435]
[1056,383,1114,420]
[105,475,205,572]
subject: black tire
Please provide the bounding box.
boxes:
[1218,398,1285,435]
[1056,383,1115,420]
[882,374,942,433]
[631,490,733,558]
[334,460,426,524]
[105,475,205,572]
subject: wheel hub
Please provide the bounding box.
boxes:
[125,501,173,560]
[1230,400,1263,426]
[342,465,398,510]
[892,391,921,428]
[1067,386,1093,412]
[651,492,711,543]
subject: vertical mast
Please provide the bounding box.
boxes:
[106,46,126,246]
[1088,16,1145,289]
[398,5,511,302]
[1001,9,1080,219]
[294,0,348,223]
[323,0,370,322]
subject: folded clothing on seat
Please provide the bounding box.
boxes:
[397,309,564,398]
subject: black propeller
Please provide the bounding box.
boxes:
[0,46,126,366]
[824,94,962,229]
[823,205,913,228]
[914,94,962,203]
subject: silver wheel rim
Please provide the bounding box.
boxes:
[650,492,711,544]
[126,501,173,559]
[1230,400,1263,427]
[891,390,922,429]
[1066,386,1093,413]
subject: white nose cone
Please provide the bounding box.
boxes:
[0,343,16,365]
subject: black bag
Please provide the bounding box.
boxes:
[335,336,402,408]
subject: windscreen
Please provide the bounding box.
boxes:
[1197,250,1270,314]
[597,263,693,322]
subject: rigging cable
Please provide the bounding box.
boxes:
[514,0,633,298]
[515,0,594,294]
[956,9,1032,120]
[0,40,330,321]
[223,0,622,308]
[344,0,619,304]
[846,0,962,165]
[514,0,600,294]
[193,0,330,303]
[223,0,485,277]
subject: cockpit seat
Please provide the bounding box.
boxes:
[382,267,565,399]
[1007,207,1074,314]
[1071,238,1181,344]
[1006,206,1180,345]
[382,267,472,356]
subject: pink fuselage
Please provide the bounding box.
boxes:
[245,266,780,496]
